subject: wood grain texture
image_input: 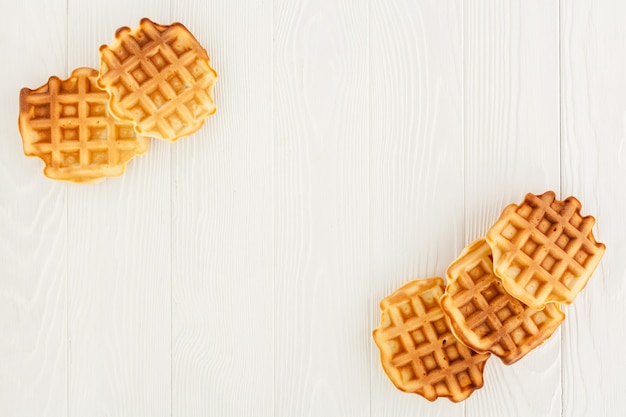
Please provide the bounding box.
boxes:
[464,2,561,416]
[66,2,171,416]
[170,1,273,416]
[0,1,67,416]
[274,0,369,416]
[560,1,626,415]
[369,1,465,415]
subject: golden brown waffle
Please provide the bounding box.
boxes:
[19,67,149,183]
[373,277,490,402]
[97,18,217,142]
[441,238,565,365]
[486,191,605,309]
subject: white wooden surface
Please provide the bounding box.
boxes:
[1,0,625,416]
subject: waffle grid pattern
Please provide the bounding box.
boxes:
[19,68,149,182]
[486,191,605,309]
[98,18,217,141]
[373,278,489,402]
[442,239,565,365]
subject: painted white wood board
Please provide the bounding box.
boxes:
[0,2,67,416]
[274,1,369,416]
[464,2,562,416]
[170,2,273,416]
[369,1,465,416]
[65,2,171,417]
[561,1,626,416]
[0,0,625,416]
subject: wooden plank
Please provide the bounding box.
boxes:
[65,3,171,416]
[0,1,67,416]
[560,1,626,415]
[170,1,273,416]
[464,1,561,416]
[369,0,465,415]
[273,0,369,416]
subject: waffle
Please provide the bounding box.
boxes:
[485,191,605,309]
[373,277,490,402]
[441,238,565,365]
[19,67,149,183]
[97,18,217,142]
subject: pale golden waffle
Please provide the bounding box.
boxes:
[97,18,217,142]
[19,67,149,183]
[441,238,565,365]
[485,191,605,309]
[373,277,490,402]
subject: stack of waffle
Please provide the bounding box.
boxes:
[19,18,217,183]
[373,191,605,402]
